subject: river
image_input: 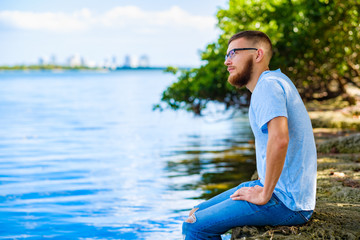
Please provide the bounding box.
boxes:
[0,70,255,239]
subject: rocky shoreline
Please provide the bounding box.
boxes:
[231,99,360,239]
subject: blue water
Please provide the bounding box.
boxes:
[0,70,255,239]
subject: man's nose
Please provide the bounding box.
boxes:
[224,58,231,66]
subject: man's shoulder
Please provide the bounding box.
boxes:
[259,69,289,85]
[258,70,298,95]
[254,71,287,96]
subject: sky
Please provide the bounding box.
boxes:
[0,0,229,67]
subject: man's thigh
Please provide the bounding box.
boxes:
[194,180,260,212]
[187,194,286,235]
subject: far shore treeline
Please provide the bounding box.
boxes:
[155,0,360,115]
[0,65,170,71]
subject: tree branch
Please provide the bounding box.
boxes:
[346,59,360,77]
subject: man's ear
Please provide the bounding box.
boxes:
[255,49,265,63]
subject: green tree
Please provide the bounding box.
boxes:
[156,0,360,115]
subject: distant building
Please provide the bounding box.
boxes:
[85,60,97,68]
[138,55,150,68]
[68,54,83,67]
[123,55,138,68]
[123,55,130,67]
[50,54,57,65]
[112,56,117,65]
[38,56,49,65]
[103,57,110,68]
[110,55,117,70]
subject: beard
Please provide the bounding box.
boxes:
[227,58,253,88]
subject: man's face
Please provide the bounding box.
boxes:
[225,38,255,88]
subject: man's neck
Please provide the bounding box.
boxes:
[246,66,270,93]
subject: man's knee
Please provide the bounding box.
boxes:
[182,214,199,239]
[183,215,220,240]
[182,208,200,238]
[185,208,199,223]
[185,213,196,223]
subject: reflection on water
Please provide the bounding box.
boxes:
[0,70,255,239]
[162,113,256,212]
[165,144,255,200]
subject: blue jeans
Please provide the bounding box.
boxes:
[182,180,313,240]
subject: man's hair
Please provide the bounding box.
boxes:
[228,31,273,58]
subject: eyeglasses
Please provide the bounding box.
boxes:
[225,48,258,61]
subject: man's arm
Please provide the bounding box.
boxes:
[230,116,289,205]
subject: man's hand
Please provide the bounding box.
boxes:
[230,185,271,205]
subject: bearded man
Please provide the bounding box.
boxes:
[182,31,317,240]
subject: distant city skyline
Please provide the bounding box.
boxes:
[0,0,228,67]
[37,53,151,69]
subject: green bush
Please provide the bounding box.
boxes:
[158,0,360,115]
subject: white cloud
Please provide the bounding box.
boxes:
[0,6,217,33]
[0,9,92,32]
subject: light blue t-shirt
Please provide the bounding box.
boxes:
[249,69,317,211]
